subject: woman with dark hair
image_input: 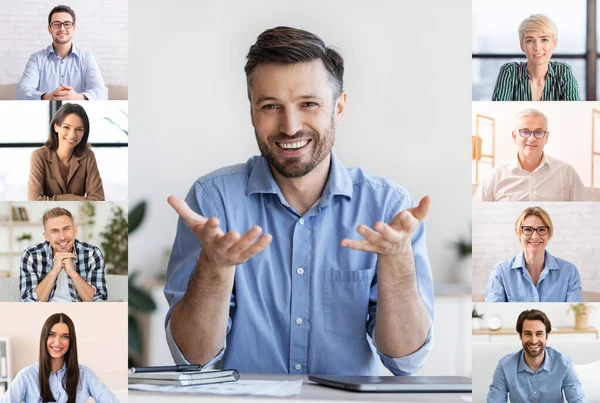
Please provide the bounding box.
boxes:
[27,103,105,201]
[0,313,117,403]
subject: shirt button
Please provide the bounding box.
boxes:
[294,364,302,370]
[298,218,304,225]
[297,267,304,275]
[296,317,303,325]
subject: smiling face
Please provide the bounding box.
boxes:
[44,215,78,254]
[520,319,547,359]
[512,114,548,161]
[54,114,84,151]
[516,214,550,253]
[48,11,75,45]
[47,322,70,360]
[249,60,346,178]
[520,30,557,66]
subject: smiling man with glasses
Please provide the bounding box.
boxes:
[474,109,587,201]
[16,5,108,100]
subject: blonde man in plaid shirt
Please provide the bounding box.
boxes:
[20,207,107,302]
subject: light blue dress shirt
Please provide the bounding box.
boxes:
[485,251,583,302]
[164,152,434,375]
[1,363,118,403]
[16,44,108,100]
[487,347,585,403]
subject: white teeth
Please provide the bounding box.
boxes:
[278,140,309,150]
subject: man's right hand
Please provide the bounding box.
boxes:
[167,195,272,270]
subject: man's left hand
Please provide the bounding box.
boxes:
[53,83,85,100]
[341,195,431,256]
[61,256,77,277]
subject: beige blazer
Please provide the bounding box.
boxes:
[28,146,105,201]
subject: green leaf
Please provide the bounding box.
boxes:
[128,314,142,355]
[129,202,147,234]
[129,281,156,311]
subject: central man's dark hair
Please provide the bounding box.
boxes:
[244,26,344,100]
[46,103,90,156]
[39,313,79,403]
[48,5,76,25]
[516,309,552,335]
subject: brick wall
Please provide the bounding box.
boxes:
[0,0,127,85]
[473,202,600,297]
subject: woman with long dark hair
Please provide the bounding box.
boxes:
[1,313,118,403]
[28,103,105,201]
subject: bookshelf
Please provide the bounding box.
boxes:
[0,202,88,277]
[0,337,11,395]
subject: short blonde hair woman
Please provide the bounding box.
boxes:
[492,14,580,101]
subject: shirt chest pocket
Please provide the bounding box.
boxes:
[324,267,376,339]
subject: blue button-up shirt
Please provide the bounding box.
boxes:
[485,251,583,302]
[487,347,585,403]
[16,44,108,100]
[0,363,118,403]
[164,152,434,375]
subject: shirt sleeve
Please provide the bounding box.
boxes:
[19,250,41,302]
[569,167,588,201]
[558,64,581,101]
[366,191,434,375]
[491,63,514,101]
[485,265,508,302]
[566,264,583,303]
[81,52,109,100]
[562,360,586,403]
[164,181,233,365]
[16,53,44,100]
[166,317,229,366]
[28,150,51,201]
[487,361,509,403]
[82,366,119,403]
[0,368,27,403]
[85,150,105,201]
[87,247,108,301]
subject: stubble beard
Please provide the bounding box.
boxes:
[255,121,335,178]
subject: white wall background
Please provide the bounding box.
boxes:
[472,202,600,299]
[128,0,473,287]
[472,102,600,186]
[0,302,127,393]
[0,201,128,277]
[0,0,128,85]
[474,303,600,333]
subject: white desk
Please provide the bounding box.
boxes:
[128,373,472,402]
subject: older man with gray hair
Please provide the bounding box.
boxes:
[474,109,587,201]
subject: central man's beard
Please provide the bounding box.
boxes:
[523,342,545,358]
[255,122,335,178]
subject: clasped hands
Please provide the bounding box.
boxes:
[52,252,77,277]
[168,195,431,267]
[42,83,85,100]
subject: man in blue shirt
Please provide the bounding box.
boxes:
[16,5,108,100]
[165,26,434,375]
[487,309,585,403]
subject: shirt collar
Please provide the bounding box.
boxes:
[246,150,353,203]
[510,153,549,172]
[46,43,79,58]
[521,62,556,78]
[511,250,559,271]
[517,348,551,373]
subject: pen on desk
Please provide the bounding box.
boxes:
[129,364,203,373]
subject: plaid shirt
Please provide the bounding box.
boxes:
[20,240,108,302]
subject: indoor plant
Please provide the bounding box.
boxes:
[568,303,595,330]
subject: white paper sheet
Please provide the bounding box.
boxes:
[128,380,303,397]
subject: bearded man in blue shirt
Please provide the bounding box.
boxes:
[164,26,434,375]
[487,309,585,403]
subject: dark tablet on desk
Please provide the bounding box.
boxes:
[308,375,472,393]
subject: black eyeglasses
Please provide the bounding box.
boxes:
[521,226,549,236]
[50,21,74,29]
[518,129,547,139]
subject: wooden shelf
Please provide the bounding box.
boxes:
[473,327,599,336]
